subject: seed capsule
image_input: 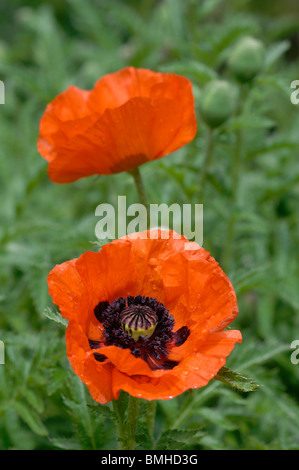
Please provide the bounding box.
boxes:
[120,305,158,341]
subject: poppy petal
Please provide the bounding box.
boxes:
[47,259,84,321]
[66,320,114,404]
[110,330,242,400]
[37,86,93,163]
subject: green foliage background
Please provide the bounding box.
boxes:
[0,0,299,450]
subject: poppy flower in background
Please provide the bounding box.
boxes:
[37,67,197,183]
[47,230,242,403]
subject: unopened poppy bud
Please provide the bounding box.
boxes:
[228,36,265,83]
[200,80,236,128]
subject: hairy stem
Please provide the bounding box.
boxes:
[146,400,157,438]
[123,396,140,450]
[112,399,126,448]
[222,126,243,272]
[129,167,149,208]
[222,84,249,272]
[199,126,214,202]
[113,395,140,450]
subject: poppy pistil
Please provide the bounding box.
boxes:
[120,304,158,341]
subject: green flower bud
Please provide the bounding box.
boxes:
[228,36,265,83]
[200,80,236,128]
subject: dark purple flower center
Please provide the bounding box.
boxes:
[89,295,190,371]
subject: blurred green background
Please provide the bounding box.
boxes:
[0,0,299,450]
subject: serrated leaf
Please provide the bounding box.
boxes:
[43,307,68,328]
[135,420,154,450]
[87,403,116,420]
[214,367,259,392]
[155,427,204,450]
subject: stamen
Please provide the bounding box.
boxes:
[91,295,190,371]
[174,326,190,347]
[88,340,107,363]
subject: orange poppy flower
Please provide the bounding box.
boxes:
[47,230,241,403]
[37,67,197,183]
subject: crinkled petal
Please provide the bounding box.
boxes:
[66,320,114,404]
[47,259,84,321]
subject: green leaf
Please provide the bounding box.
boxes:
[47,368,67,395]
[261,384,299,428]
[160,60,217,84]
[198,0,224,20]
[26,264,52,313]
[50,437,81,450]
[135,420,154,450]
[197,407,238,430]
[155,427,204,450]
[229,264,272,296]
[214,367,259,392]
[63,373,103,449]
[13,401,48,436]
[87,403,116,420]
[234,341,291,371]
[22,388,44,414]
[225,115,276,131]
[255,75,292,97]
[113,390,129,423]
[43,307,68,328]
[246,139,299,159]
[264,40,290,69]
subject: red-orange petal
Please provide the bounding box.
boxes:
[66,320,114,404]
[111,330,242,400]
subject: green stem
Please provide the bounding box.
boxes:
[123,396,140,450]
[112,396,140,450]
[222,126,243,272]
[222,85,248,272]
[146,400,157,438]
[129,167,149,208]
[112,399,126,448]
[199,126,214,202]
